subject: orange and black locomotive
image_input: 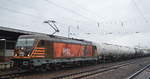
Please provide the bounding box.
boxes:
[12,35,97,71]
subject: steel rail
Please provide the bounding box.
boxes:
[127,64,150,79]
[0,70,28,79]
[51,62,135,79]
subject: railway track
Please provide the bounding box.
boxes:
[127,63,150,79]
[1,57,150,79]
[0,69,28,79]
[51,62,135,79]
[0,59,135,79]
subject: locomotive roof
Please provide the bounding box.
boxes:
[18,34,93,45]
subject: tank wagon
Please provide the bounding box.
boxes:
[95,43,137,61]
[12,34,147,71]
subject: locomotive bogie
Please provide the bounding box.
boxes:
[13,57,97,70]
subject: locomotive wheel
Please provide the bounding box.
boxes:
[35,67,40,71]
[54,66,61,70]
[46,64,51,71]
[40,65,47,72]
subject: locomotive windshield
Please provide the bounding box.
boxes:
[15,38,35,56]
[16,39,35,47]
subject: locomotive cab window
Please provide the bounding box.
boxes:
[16,38,35,47]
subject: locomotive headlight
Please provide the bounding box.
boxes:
[15,54,17,56]
[21,47,24,50]
[27,54,30,56]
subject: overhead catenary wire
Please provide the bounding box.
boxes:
[4,0,144,26]
[2,0,150,25]
[10,0,101,25]
[0,5,45,20]
[0,4,52,32]
[132,0,148,23]
[6,0,101,32]
[6,0,58,21]
[44,0,98,22]
[1,0,148,36]
[69,0,104,20]
[44,0,135,36]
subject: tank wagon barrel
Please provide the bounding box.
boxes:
[94,43,137,61]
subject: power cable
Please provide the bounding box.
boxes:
[0,4,52,33]
[7,0,49,19]
[132,0,148,23]
[0,5,45,20]
[44,0,97,22]
[7,0,100,31]
[69,0,104,20]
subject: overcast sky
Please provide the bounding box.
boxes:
[0,0,150,48]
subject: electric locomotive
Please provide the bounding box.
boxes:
[12,34,97,71]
